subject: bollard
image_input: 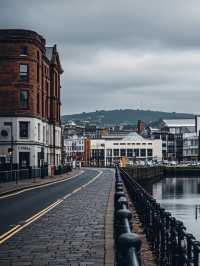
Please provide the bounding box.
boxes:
[117,196,128,209]
[115,191,125,200]
[119,166,200,266]
[116,209,133,235]
[115,166,141,266]
[117,209,132,221]
[118,232,141,266]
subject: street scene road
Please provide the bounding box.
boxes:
[0,168,114,266]
[0,169,98,236]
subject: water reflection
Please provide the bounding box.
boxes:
[151,177,200,240]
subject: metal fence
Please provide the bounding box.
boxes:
[115,166,141,266]
[120,167,200,266]
[0,169,30,183]
[0,165,72,183]
[54,165,72,175]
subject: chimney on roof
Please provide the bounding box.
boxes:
[137,120,145,135]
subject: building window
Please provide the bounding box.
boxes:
[37,51,40,82]
[106,149,112,157]
[20,64,28,82]
[20,47,28,56]
[46,127,49,144]
[37,93,40,113]
[38,123,41,141]
[134,149,139,157]
[120,149,126,157]
[113,149,119,156]
[140,149,146,157]
[127,149,133,157]
[20,91,28,109]
[19,121,29,138]
[168,134,174,141]
[43,126,45,142]
[147,149,153,157]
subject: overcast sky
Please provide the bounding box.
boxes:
[1,0,200,115]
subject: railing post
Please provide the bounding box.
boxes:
[118,232,141,266]
[193,241,200,266]
[115,166,141,266]
[119,166,200,266]
[29,166,32,179]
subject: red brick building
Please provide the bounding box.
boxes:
[0,29,63,168]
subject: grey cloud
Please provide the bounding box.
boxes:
[1,0,200,114]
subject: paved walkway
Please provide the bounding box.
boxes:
[124,188,157,266]
[0,169,82,196]
[0,168,114,266]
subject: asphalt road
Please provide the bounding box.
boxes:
[0,168,99,235]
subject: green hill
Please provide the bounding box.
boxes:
[62,109,195,126]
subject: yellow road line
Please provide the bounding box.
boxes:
[25,200,62,223]
[0,225,21,240]
[0,170,102,245]
[0,171,84,200]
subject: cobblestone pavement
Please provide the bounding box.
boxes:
[0,169,82,196]
[0,168,114,266]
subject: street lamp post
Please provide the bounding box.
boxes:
[4,122,15,182]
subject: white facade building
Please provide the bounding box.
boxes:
[0,117,62,167]
[64,135,85,162]
[183,133,199,159]
[90,132,162,166]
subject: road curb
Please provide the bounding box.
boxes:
[0,170,83,197]
[104,170,115,266]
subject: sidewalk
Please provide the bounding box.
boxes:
[0,169,83,196]
[0,168,114,266]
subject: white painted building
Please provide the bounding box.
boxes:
[183,133,199,159]
[0,117,61,167]
[64,135,85,162]
[90,132,162,166]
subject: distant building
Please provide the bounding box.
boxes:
[64,135,85,163]
[63,122,84,138]
[90,132,162,167]
[183,133,198,160]
[160,119,195,161]
[146,127,161,140]
[0,29,63,168]
[148,118,200,161]
[63,122,109,139]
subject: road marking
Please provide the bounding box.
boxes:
[0,171,84,200]
[25,200,62,223]
[0,170,103,245]
[0,225,21,240]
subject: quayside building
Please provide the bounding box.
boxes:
[0,29,63,168]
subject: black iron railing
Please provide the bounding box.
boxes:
[119,167,200,266]
[0,165,72,183]
[54,165,72,175]
[0,167,49,183]
[115,167,141,266]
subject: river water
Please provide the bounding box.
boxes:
[149,177,200,241]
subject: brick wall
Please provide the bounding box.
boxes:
[0,29,62,125]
